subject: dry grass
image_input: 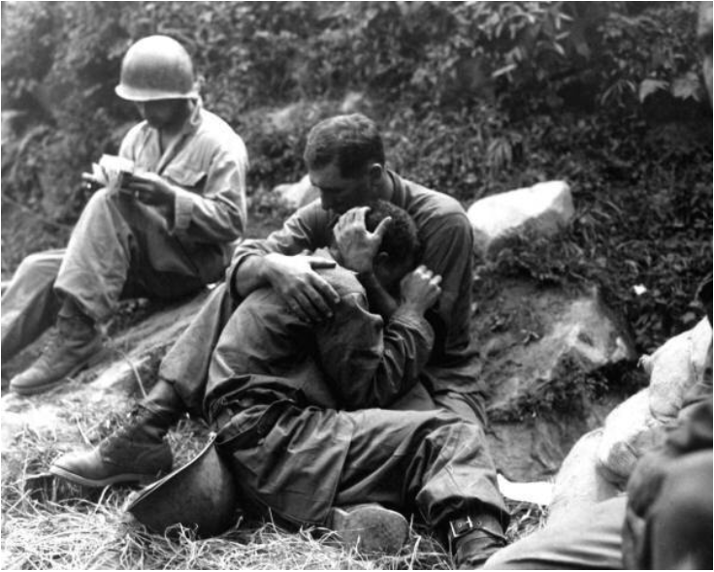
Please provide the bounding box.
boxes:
[2,406,546,570]
[2,482,452,569]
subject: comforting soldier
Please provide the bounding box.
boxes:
[1,35,248,395]
[135,202,506,565]
[52,114,509,565]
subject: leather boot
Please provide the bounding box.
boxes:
[10,297,103,396]
[449,512,508,569]
[327,503,409,555]
[50,380,182,487]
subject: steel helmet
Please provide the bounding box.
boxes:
[125,436,239,537]
[115,35,198,101]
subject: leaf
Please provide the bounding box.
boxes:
[638,79,668,102]
[671,73,701,101]
[492,63,518,78]
[682,311,697,325]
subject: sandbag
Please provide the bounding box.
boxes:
[596,317,712,484]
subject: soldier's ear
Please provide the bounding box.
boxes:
[373,251,389,267]
[367,163,383,184]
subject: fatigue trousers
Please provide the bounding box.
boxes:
[483,496,627,570]
[158,284,507,525]
[215,396,508,530]
[1,188,220,362]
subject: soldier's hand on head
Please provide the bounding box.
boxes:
[264,253,340,323]
[333,206,391,274]
[399,265,442,315]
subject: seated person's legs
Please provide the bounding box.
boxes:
[50,378,182,486]
[337,405,507,567]
[50,283,234,486]
[1,250,63,363]
[432,388,489,427]
[218,401,508,566]
[10,187,218,395]
[483,495,626,570]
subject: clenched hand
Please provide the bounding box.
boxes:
[399,265,442,315]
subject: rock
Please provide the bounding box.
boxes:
[1,110,29,145]
[476,278,637,480]
[273,174,319,210]
[92,290,212,393]
[265,93,373,135]
[467,181,574,260]
[339,91,374,116]
[487,404,613,483]
[266,101,330,134]
[543,315,711,510]
[480,281,637,416]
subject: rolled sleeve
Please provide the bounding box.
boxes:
[173,187,196,232]
[228,201,332,297]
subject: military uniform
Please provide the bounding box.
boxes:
[155,170,508,526]
[162,171,485,416]
[1,100,248,361]
[204,251,506,529]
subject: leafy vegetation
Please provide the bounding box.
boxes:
[1,1,711,348]
[2,3,709,567]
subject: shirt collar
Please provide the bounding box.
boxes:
[386,169,406,208]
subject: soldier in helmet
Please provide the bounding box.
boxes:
[1,35,248,395]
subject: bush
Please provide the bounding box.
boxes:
[1,1,711,351]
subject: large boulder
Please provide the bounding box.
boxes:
[265,92,373,136]
[476,278,637,480]
[544,316,712,517]
[468,181,574,260]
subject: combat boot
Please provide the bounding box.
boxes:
[10,298,103,396]
[328,503,409,555]
[50,381,182,487]
[449,512,508,569]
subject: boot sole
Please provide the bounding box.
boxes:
[329,505,409,555]
[49,464,160,488]
[10,346,107,396]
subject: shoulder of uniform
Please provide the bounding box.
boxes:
[319,266,364,299]
[193,109,247,155]
[399,177,470,226]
